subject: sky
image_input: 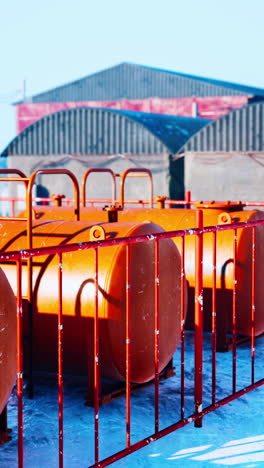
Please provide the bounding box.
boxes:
[1,0,264,153]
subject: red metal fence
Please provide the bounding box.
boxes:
[2,192,264,217]
[0,214,263,467]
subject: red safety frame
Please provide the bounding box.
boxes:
[119,168,154,208]
[81,168,117,207]
[2,167,264,213]
[0,216,263,467]
[3,192,264,214]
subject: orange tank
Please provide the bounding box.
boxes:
[25,202,264,338]
[0,219,186,383]
[0,267,17,414]
[118,204,264,338]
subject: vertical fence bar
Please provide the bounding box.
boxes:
[11,199,16,217]
[180,235,185,420]
[194,210,203,428]
[154,239,160,433]
[212,231,217,406]
[126,244,131,448]
[26,182,34,398]
[251,227,256,385]
[16,257,24,468]
[58,252,64,468]
[94,248,100,464]
[232,229,238,394]
[185,190,191,209]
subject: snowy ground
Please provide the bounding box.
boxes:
[0,332,263,468]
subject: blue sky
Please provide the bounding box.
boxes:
[1,0,264,153]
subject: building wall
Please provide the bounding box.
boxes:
[16,96,248,133]
[185,151,264,201]
[7,154,174,205]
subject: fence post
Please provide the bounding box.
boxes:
[16,257,24,467]
[185,190,191,209]
[194,209,203,427]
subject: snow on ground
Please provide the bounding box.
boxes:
[0,333,263,468]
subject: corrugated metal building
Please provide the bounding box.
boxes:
[2,108,209,156]
[183,101,264,152]
[8,64,264,203]
[15,63,264,133]
[181,102,264,201]
[19,63,264,102]
[2,108,209,201]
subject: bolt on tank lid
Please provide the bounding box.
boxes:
[51,193,65,206]
[103,205,120,222]
[193,200,245,212]
[154,195,167,209]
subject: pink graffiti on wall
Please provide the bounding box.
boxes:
[16,95,249,134]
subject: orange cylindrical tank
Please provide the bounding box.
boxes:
[0,219,186,383]
[119,204,264,338]
[24,202,264,337]
[0,267,17,414]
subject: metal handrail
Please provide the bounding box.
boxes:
[119,168,153,208]
[81,168,116,207]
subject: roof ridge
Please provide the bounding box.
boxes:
[14,62,264,105]
[124,62,264,94]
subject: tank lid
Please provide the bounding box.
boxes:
[103,205,120,222]
[154,195,167,209]
[194,200,245,211]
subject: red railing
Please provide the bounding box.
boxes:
[81,168,117,207]
[0,196,153,216]
[1,164,264,214]
[119,168,154,208]
[2,193,264,217]
[0,215,263,467]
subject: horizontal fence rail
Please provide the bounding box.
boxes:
[1,194,264,217]
[0,218,263,467]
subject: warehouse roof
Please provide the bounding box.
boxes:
[116,109,210,153]
[130,63,264,97]
[1,107,210,156]
[15,63,264,104]
[182,102,264,153]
